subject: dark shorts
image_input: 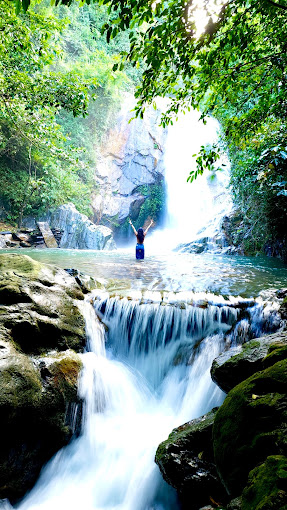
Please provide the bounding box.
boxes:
[136,243,144,259]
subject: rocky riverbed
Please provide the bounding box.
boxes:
[0,252,286,510]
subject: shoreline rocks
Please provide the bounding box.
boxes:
[0,253,86,502]
[155,329,287,510]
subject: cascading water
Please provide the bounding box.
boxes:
[149,110,233,252]
[6,288,280,510]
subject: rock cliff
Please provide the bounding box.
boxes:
[49,203,116,250]
[20,203,116,250]
[92,95,168,240]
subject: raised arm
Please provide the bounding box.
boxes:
[144,219,154,236]
[129,219,137,236]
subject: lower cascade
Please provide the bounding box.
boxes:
[6,289,281,510]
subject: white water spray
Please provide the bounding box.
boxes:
[149,110,232,251]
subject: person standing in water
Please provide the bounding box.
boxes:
[129,219,154,259]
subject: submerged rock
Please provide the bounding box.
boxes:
[155,409,227,509]
[211,331,287,393]
[0,253,86,501]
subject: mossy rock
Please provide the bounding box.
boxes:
[279,297,287,320]
[155,409,227,509]
[0,343,83,502]
[0,253,86,353]
[0,254,87,501]
[0,344,42,409]
[213,359,287,496]
[211,331,287,393]
[241,455,287,510]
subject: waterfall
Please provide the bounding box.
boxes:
[149,110,233,251]
[4,287,280,510]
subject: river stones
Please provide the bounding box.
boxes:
[211,331,287,393]
[213,358,287,496]
[155,409,227,509]
[0,253,86,501]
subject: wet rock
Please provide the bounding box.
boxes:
[155,409,227,509]
[279,296,287,320]
[211,331,287,393]
[64,268,104,294]
[12,233,30,243]
[0,234,12,249]
[226,497,242,510]
[92,94,167,228]
[49,203,116,250]
[0,341,82,502]
[213,359,287,496]
[175,238,209,254]
[0,253,86,501]
[0,253,86,353]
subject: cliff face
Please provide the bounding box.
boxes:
[92,95,168,238]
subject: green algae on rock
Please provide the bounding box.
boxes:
[0,253,86,502]
[0,253,86,353]
[241,455,287,510]
[0,340,83,502]
[211,331,287,393]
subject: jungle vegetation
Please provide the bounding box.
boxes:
[2,0,287,255]
[0,0,133,224]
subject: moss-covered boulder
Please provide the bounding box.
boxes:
[0,254,87,502]
[211,331,287,393]
[213,359,287,496]
[0,253,86,353]
[155,409,227,509]
[241,455,287,510]
[0,340,83,502]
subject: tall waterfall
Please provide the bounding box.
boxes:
[11,290,280,510]
[150,111,233,251]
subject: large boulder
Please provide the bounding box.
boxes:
[213,358,287,496]
[0,253,86,353]
[49,203,116,250]
[211,331,287,393]
[0,341,83,502]
[0,253,86,501]
[155,409,227,509]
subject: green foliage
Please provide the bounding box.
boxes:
[187,144,223,183]
[135,183,166,228]
[0,0,135,225]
